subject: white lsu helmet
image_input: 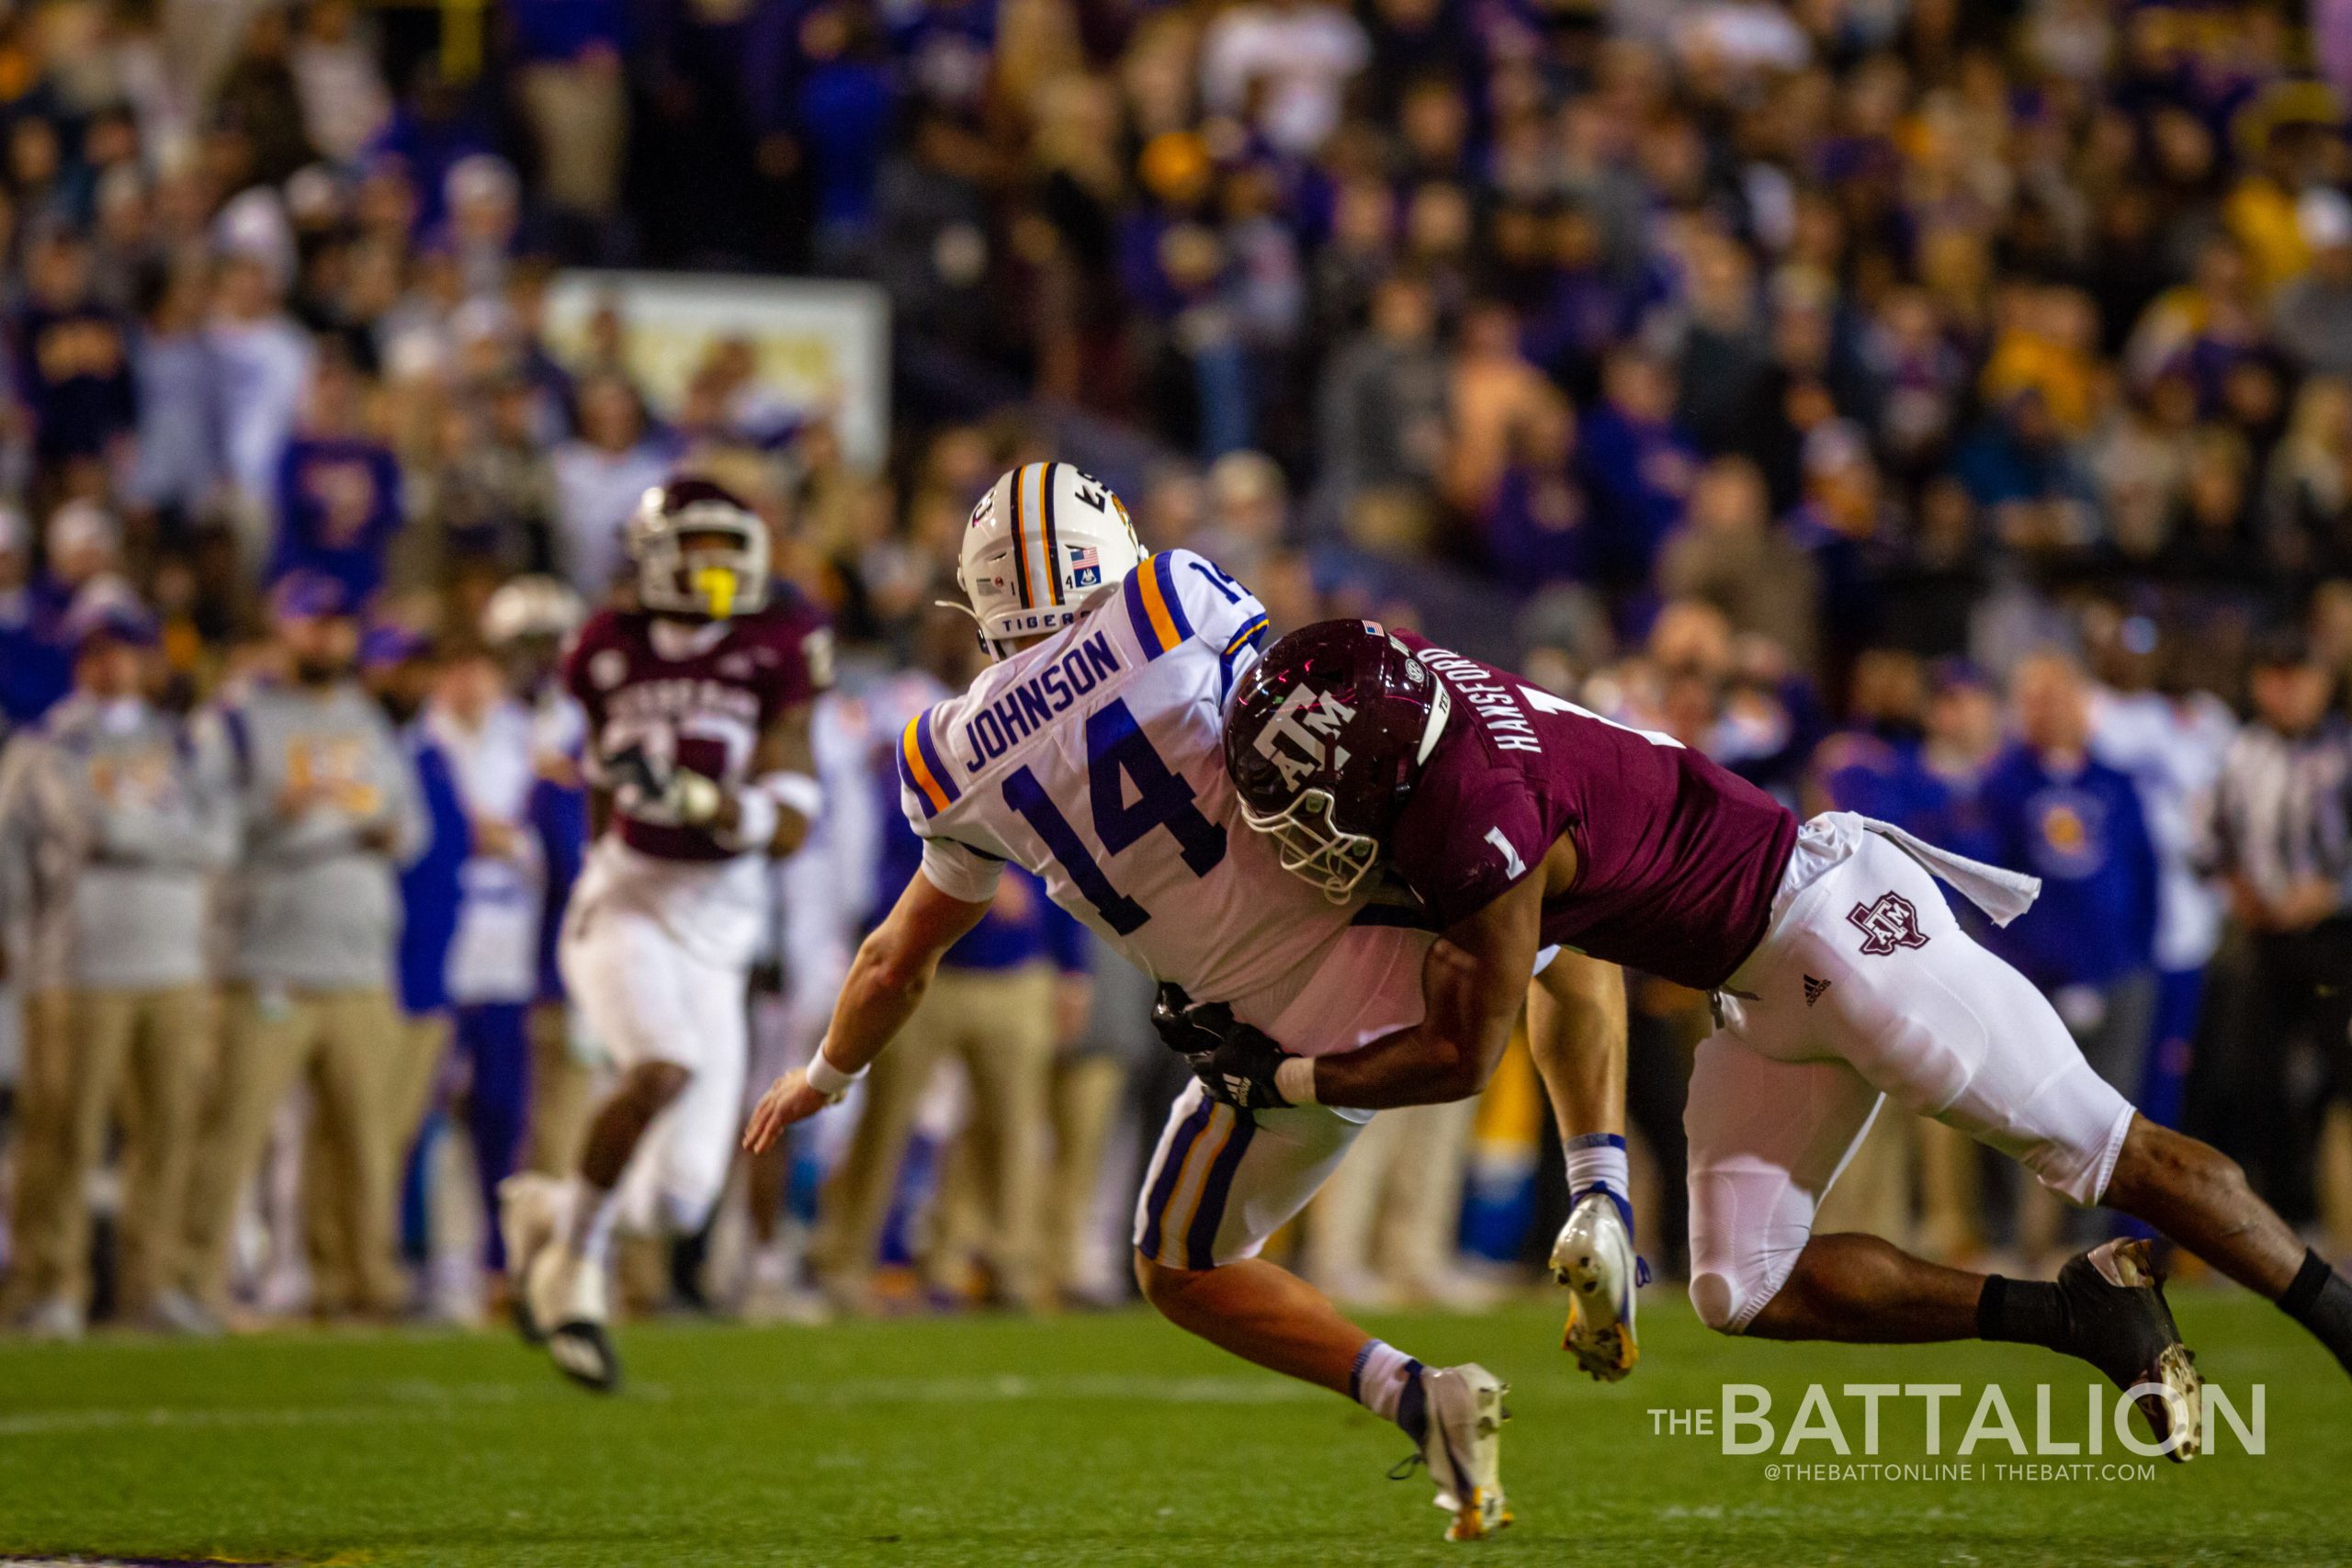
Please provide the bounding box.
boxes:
[955,462,1145,657]
[480,574,585,647]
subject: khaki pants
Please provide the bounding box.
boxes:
[1042,1052,1125,1298]
[815,966,1056,1308]
[518,62,627,218]
[180,987,403,1315]
[1306,1098,1475,1299]
[308,1010,447,1305]
[525,1001,595,1178]
[48,986,213,1314]
[6,991,71,1305]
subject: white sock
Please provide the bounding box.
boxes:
[566,1179,619,1265]
[1566,1133,1629,1220]
[1350,1339,1426,1438]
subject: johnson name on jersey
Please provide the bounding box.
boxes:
[565,588,832,863]
[896,549,1405,1020]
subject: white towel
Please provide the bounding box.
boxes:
[1861,818,2041,927]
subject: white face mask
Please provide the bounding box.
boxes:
[1238,787,1383,904]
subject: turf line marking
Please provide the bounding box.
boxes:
[0,1375,1319,1437]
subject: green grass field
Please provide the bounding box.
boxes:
[0,1286,2346,1566]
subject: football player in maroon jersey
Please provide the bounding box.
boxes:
[500,477,831,1391]
[1201,619,2352,1457]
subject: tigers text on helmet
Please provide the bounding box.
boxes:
[628,477,772,619]
[1222,619,1452,902]
[955,463,1144,657]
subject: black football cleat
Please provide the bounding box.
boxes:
[2055,1238,2201,1461]
[547,1318,622,1394]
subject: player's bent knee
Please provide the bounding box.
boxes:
[1133,1250,1211,1315]
[620,1059,693,1108]
[1688,1271,1754,1335]
[2107,1117,2247,1211]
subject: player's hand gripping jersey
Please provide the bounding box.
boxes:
[899,547,1423,1048]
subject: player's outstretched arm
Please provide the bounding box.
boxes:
[741,867,991,1151]
[1295,868,1547,1111]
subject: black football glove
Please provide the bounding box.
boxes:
[601,739,669,805]
[1151,983,1295,1111]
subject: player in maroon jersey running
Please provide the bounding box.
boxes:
[500,477,831,1391]
[1182,619,2352,1458]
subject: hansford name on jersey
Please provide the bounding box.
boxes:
[958,628,1125,769]
[1412,645,1542,753]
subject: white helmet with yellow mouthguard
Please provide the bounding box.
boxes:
[628,477,772,620]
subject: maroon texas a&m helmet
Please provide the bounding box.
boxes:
[1222,619,1452,901]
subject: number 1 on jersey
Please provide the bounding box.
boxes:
[1001,697,1227,934]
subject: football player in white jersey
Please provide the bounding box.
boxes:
[747,463,1578,1540]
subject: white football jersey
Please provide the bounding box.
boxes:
[899,549,1430,1050]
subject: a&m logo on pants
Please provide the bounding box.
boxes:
[1848,891,1929,956]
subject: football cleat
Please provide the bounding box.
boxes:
[1408,1363,1511,1542]
[2056,1237,2201,1461]
[1552,1190,1640,1382]
[497,1173,567,1346]
[526,1244,620,1394]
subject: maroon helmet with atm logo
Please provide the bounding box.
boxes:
[1221,619,1453,901]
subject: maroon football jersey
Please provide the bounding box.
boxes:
[565,591,832,862]
[1386,634,1798,990]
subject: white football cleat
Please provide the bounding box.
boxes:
[526,1243,619,1393]
[1552,1190,1639,1382]
[498,1173,567,1345]
[1413,1363,1510,1542]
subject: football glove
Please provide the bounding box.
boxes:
[1151,983,1295,1112]
[605,742,724,827]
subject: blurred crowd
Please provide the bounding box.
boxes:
[1,0,2351,1333]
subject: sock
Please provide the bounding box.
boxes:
[1976,1274,2068,1348]
[565,1179,619,1266]
[1349,1339,1428,1443]
[2277,1248,2352,1374]
[1566,1133,1633,1230]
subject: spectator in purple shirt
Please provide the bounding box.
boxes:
[1577,345,1699,590]
[269,353,402,607]
[11,224,137,472]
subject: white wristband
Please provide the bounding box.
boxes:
[721,786,780,852]
[1274,1055,1318,1107]
[805,1044,865,1101]
[763,771,824,824]
[723,771,823,852]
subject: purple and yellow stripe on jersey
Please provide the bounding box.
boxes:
[1122,552,1194,660]
[1222,615,1269,659]
[1137,1093,1256,1269]
[897,708,959,818]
